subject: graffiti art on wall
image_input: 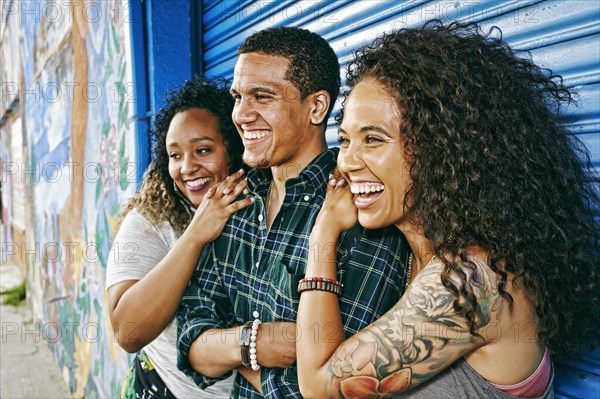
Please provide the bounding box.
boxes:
[17,1,137,397]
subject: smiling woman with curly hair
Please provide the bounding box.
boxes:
[296,21,599,398]
[107,77,252,398]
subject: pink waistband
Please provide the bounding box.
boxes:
[492,347,552,398]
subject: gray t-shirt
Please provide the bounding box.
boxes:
[396,358,554,398]
[106,209,234,398]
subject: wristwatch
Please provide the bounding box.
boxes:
[240,321,254,368]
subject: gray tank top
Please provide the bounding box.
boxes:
[395,358,554,398]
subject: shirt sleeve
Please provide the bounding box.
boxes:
[260,365,303,399]
[176,244,237,389]
[105,210,170,289]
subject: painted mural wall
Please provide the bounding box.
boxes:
[4,0,138,396]
[1,0,23,258]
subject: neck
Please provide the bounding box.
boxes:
[271,135,327,192]
[395,222,435,276]
[266,132,327,229]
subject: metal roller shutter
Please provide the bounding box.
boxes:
[199,1,600,397]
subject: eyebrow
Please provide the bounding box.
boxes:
[230,85,277,96]
[338,125,393,138]
[167,136,216,148]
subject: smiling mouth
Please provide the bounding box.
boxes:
[185,177,212,192]
[350,183,385,207]
[243,130,271,140]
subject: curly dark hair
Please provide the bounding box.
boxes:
[239,27,340,120]
[115,76,244,234]
[341,20,600,358]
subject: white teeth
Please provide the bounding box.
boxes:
[243,130,270,140]
[186,177,210,188]
[350,183,385,195]
[356,196,375,203]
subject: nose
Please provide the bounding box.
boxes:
[232,97,256,126]
[338,141,365,174]
[180,154,198,175]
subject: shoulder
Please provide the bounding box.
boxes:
[116,209,175,246]
[409,251,503,327]
[118,209,157,234]
[415,251,499,297]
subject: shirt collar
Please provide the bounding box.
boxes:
[246,148,339,198]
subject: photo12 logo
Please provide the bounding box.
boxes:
[1,1,136,24]
[1,241,140,264]
[1,82,136,105]
[1,161,137,185]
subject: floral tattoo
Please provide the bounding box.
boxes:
[328,260,501,398]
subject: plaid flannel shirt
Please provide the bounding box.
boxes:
[177,148,409,398]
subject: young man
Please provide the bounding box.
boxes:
[177,27,409,398]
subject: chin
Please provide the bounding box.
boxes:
[357,212,391,230]
[243,156,270,169]
[186,190,208,207]
[187,197,203,208]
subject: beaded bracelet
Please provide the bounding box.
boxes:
[249,315,261,371]
[298,276,343,296]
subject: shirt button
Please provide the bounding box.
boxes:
[303,195,310,201]
[255,262,259,268]
[258,214,264,222]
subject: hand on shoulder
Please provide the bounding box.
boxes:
[186,169,254,244]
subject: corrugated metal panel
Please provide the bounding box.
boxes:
[200,1,599,395]
[201,1,599,165]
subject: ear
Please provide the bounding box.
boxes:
[308,90,331,125]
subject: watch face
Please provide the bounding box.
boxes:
[240,325,252,346]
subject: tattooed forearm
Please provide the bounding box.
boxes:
[326,259,502,398]
[329,335,413,397]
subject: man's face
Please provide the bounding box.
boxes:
[231,53,314,169]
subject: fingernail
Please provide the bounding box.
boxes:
[239,168,245,174]
[250,197,255,202]
[328,179,336,186]
[223,188,232,195]
[243,188,249,195]
[337,179,347,187]
[328,173,333,179]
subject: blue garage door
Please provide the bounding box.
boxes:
[199,1,600,397]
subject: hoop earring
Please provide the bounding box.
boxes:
[173,181,182,196]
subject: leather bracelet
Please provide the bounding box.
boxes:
[298,277,343,296]
[240,321,254,368]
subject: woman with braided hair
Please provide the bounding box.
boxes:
[297,21,599,398]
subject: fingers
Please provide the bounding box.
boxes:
[328,175,336,187]
[328,172,347,189]
[224,177,249,201]
[226,197,254,213]
[206,169,245,199]
[205,186,217,199]
[221,169,246,195]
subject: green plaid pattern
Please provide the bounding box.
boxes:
[177,148,410,398]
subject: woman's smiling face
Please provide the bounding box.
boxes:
[167,108,230,207]
[338,78,412,230]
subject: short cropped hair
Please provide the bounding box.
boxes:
[239,27,340,120]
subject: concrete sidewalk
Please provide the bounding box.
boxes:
[0,258,72,399]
